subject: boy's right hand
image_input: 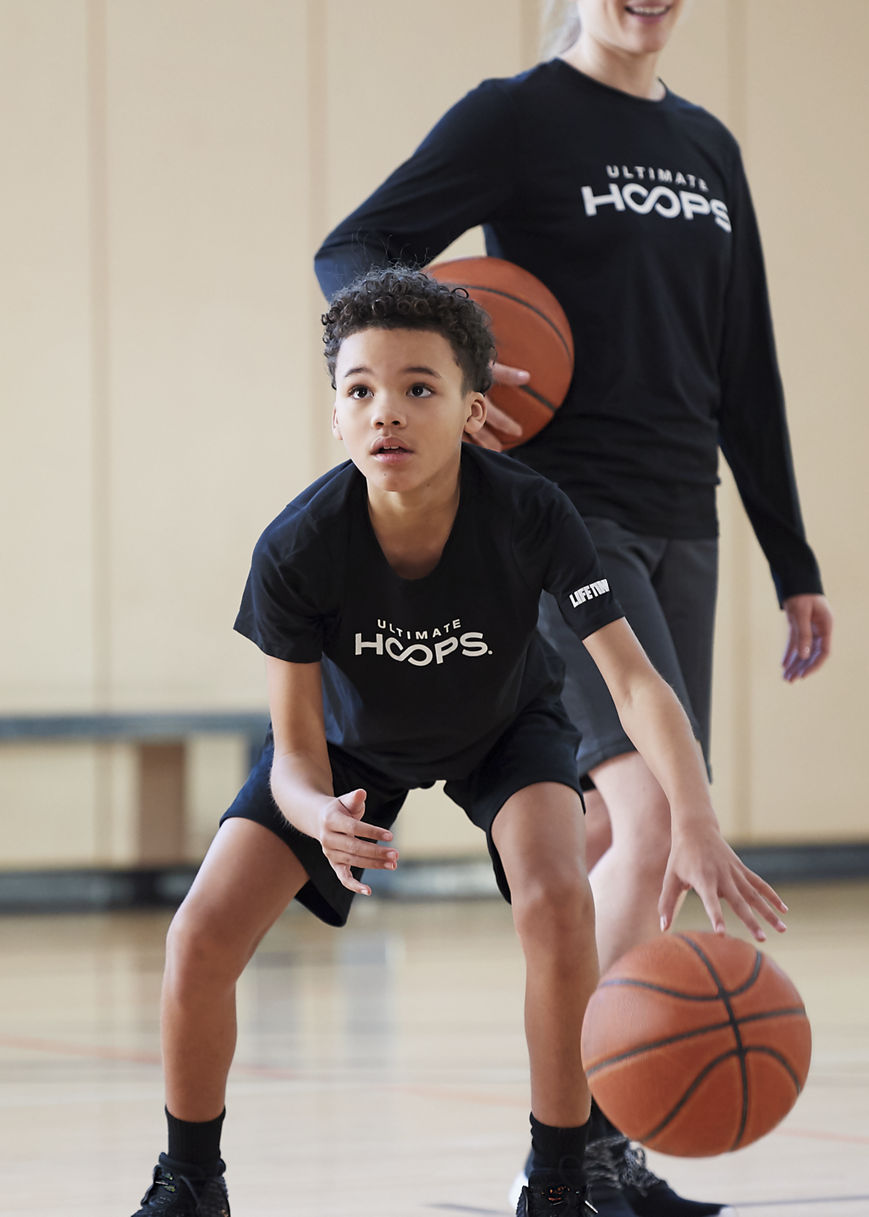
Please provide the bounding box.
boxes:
[318,788,398,895]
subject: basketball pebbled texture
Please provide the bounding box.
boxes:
[427,256,574,449]
[580,931,812,1157]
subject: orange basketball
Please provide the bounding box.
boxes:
[427,256,573,449]
[580,931,812,1157]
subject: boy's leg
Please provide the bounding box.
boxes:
[131,818,308,1214]
[493,781,635,1216]
[161,817,309,1122]
[491,781,596,1129]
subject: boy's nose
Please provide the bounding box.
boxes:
[372,400,406,427]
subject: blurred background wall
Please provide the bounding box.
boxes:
[1,0,866,886]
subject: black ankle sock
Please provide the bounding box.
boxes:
[588,1098,621,1142]
[529,1112,590,1175]
[165,1106,225,1168]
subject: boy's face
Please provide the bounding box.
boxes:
[331,327,486,498]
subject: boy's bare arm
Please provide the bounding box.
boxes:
[266,656,398,894]
[582,619,787,941]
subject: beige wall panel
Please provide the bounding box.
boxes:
[101,744,139,864]
[0,1,96,709]
[103,0,315,709]
[316,0,527,265]
[661,0,733,124]
[0,746,102,865]
[739,1,867,841]
[186,733,250,860]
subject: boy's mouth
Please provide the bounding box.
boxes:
[371,436,411,455]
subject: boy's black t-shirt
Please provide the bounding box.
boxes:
[234,447,623,785]
[314,60,822,604]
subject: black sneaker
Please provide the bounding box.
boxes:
[582,1137,639,1217]
[516,1169,594,1215]
[509,1147,634,1217]
[619,1142,735,1217]
[131,1154,230,1217]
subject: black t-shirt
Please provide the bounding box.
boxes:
[235,447,623,784]
[315,60,822,604]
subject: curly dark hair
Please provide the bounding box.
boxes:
[322,265,495,393]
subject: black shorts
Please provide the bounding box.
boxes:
[538,517,718,786]
[220,696,583,927]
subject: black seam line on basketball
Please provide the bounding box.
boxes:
[456,283,573,362]
[517,384,557,414]
[599,977,757,1001]
[584,1006,809,1077]
[598,948,765,1002]
[678,933,757,1146]
[636,1044,804,1151]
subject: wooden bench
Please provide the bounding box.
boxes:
[0,711,268,864]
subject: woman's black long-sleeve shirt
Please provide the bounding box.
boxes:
[315,60,822,603]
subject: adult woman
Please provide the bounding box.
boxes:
[315,3,833,1215]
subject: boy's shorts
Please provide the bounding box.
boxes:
[537,516,718,787]
[220,695,583,927]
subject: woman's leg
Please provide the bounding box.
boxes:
[492,782,597,1127]
[586,751,675,974]
[582,787,613,871]
[161,818,309,1121]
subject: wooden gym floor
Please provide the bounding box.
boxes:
[1,878,867,1216]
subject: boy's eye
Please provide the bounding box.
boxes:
[408,383,433,398]
[348,385,371,399]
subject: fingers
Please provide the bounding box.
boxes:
[731,865,788,932]
[662,830,789,941]
[333,863,374,898]
[491,361,531,387]
[658,867,691,933]
[336,788,397,841]
[467,376,528,450]
[743,868,788,915]
[322,790,398,893]
[322,821,398,868]
[324,833,397,869]
[782,595,833,681]
[670,866,787,943]
[484,398,523,436]
[783,629,830,680]
[337,788,368,819]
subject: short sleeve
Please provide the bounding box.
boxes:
[233,527,326,663]
[514,480,624,639]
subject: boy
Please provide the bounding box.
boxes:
[130,267,786,1217]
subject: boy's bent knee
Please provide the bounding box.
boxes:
[165,901,253,990]
[511,868,595,947]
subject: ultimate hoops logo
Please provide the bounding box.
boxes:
[582,164,732,233]
[354,617,491,667]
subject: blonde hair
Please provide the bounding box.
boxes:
[539,0,580,59]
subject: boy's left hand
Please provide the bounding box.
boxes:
[659,820,788,942]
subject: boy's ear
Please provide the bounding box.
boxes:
[331,405,342,439]
[463,392,487,437]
